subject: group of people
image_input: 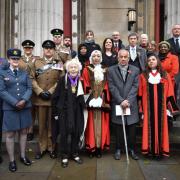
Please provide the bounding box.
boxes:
[0,24,180,172]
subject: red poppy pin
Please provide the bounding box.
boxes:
[128,70,132,74]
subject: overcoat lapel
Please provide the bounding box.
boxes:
[115,66,124,82]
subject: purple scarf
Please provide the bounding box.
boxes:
[67,74,79,86]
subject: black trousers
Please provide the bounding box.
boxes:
[60,133,79,159]
[115,123,137,150]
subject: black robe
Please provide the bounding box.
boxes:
[52,75,85,143]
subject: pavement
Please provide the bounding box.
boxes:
[0,116,180,180]
[0,143,180,180]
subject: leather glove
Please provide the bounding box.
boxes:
[39,91,51,100]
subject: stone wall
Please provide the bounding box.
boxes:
[85,0,135,46]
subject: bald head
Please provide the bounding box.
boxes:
[140,33,148,46]
[172,24,180,38]
[112,31,120,42]
[118,49,129,66]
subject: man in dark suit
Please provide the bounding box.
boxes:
[125,32,147,73]
[108,49,139,160]
[167,24,180,60]
[112,31,125,53]
[167,24,180,108]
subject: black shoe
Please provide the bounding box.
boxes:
[27,133,34,141]
[114,149,121,160]
[0,156,3,164]
[9,161,17,172]
[96,148,102,158]
[88,152,94,158]
[72,156,83,164]
[35,151,46,159]
[61,159,68,168]
[49,151,57,159]
[129,150,139,160]
[20,157,31,166]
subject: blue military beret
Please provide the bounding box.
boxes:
[42,40,56,49]
[22,40,35,47]
[51,28,63,36]
[7,48,21,59]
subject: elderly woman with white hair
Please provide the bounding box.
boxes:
[52,57,86,168]
[82,50,110,158]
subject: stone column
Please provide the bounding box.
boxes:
[16,0,63,56]
[164,0,180,39]
[136,0,155,41]
[72,0,78,50]
[0,0,15,58]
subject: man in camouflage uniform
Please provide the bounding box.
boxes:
[51,28,71,64]
[29,40,64,159]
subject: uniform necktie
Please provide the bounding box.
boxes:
[13,69,17,76]
[175,39,179,51]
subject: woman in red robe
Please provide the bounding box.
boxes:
[81,50,110,158]
[139,53,179,158]
[158,41,179,88]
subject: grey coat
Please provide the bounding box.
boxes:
[108,64,139,125]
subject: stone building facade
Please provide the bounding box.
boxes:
[0,0,179,57]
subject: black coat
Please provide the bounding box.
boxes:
[52,75,85,142]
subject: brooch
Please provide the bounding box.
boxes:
[4,77,10,81]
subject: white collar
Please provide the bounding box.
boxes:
[148,70,161,84]
[130,46,136,51]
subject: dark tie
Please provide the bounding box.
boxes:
[13,69,17,76]
[114,43,118,52]
[175,39,179,51]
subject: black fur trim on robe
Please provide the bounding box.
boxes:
[52,75,85,142]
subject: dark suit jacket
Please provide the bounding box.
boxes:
[125,45,147,72]
[167,38,180,56]
[108,64,139,125]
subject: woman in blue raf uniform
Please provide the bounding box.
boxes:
[0,49,32,172]
[0,57,9,164]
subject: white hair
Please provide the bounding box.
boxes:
[89,50,102,64]
[66,57,82,72]
[140,33,148,40]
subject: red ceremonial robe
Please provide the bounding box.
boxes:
[81,65,110,151]
[139,71,175,156]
